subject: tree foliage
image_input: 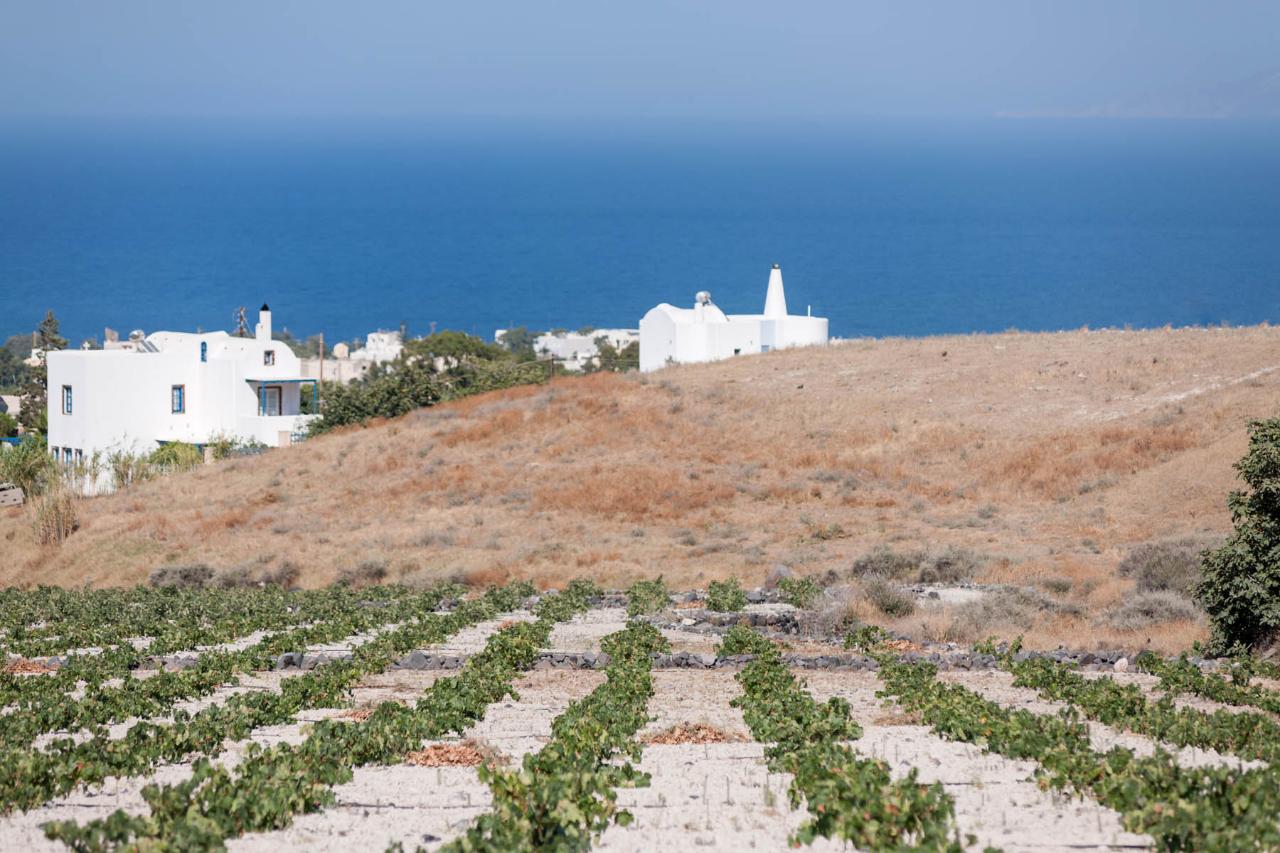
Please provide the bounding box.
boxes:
[1196,418,1280,653]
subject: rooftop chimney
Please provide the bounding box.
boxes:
[255,303,272,342]
[763,264,788,319]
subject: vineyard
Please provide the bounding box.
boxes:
[2,583,1280,852]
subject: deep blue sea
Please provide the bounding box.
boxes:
[2,118,1278,346]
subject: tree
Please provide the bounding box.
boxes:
[496,326,538,362]
[0,339,31,394]
[35,310,68,351]
[1196,418,1280,653]
[18,311,65,434]
[585,337,639,373]
[404,331,509,368]
[0,411,18,437]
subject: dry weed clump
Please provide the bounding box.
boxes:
[32,486,78,546]
[1105,590,1201,631]
[644,723,746,744]
[404,739,505,767]
[1117,538,1218,595]
[338,708,374,722]
[4,659,57,674]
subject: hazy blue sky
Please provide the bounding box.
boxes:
[1,1,1278,119]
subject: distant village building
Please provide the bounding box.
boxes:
[46,305,318,466]
[639,264,828,372]
[300,330,403,385]
[494,328,640,372]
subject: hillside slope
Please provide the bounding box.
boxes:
[3,326,1278,626]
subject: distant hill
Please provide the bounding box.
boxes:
[4,324,1279,650]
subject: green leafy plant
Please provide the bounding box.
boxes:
[716,626,961,849]
[625,576,670,617]
[706,577,747,612]
[1196,418,1280,652]
[777,576,821,609]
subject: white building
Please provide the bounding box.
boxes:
[46,305,318,465]
[300,330,403,386]
[639,264,828,372]
[495,328,639,371]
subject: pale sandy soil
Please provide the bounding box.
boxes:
[6,325,1279,651]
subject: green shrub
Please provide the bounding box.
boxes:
[1119,538,1216,595]
[707,577,748,612]
[778,576,822,609]
[148,441,203,471]
[0,411,18,437]
[0,434,53,496]
[1197,419,1280,652]
[625,576,670,616]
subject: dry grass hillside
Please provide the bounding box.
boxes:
[4,324,1279,650]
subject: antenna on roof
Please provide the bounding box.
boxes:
[233,307,249,338]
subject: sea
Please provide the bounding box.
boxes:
[1,117,1278,347]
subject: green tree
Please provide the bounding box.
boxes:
[0,339,30,394]
[404,331,508,367]
[497,326,538,362]
[0,411,18,437]
[585,337,639,373]
[35,310,68,351]
[1196,418,1280,653]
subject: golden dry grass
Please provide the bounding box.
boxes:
[3,324,1279,651]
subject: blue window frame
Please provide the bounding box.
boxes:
[171,384,185,414]
[200,342,207,362]
[62,385,72,415]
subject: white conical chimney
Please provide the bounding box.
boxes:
[255,303,272,342]
[763,264,787,318]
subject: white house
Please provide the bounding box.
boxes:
[46,305,318,465]
[495,328,640,371]
[639,264,828,372]
[300,329,403,386]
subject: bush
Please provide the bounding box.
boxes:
[953,586,1079,633]
[149,564,214,589]
[148,441,203,471]
[0,434,53,496]
[1198,419,1280,652]
[626,576,670,617]
[0,411,18,437]
[1107,591,1200,631]
[777,576,822,609]
[1118,538,1215,595]
[108,450,153,491]
[850,546,983,584]
[32,485,78,545]
[861,577,915,618]
[706,577,747,612]
[336,560,388,588]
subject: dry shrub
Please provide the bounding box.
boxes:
[849,546,983,585]
[458,564,513,589]
[404,739,504,767]
[644,723,746,744]
[1106,591,1201,631]
[210,561,301,589]
[862,576,916,618]
[335,560,388,588]
[799,585,869,637]
[339,708,373,722]
[951,586,1080,635]
[4,659,56,674]
[1118,538,1218,595]
[148,564,214,589]
[32,487,78,545]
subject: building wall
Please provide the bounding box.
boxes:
[47,329,314,459]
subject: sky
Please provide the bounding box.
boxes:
[2,1,1278,120]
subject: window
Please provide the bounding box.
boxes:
[74,449,83,464]
[62,385,72,415]
[263,349,275,366]
[171,384,185,414]
[200,342,207,362]
[258,385,282,417]
[63,447,72,464]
